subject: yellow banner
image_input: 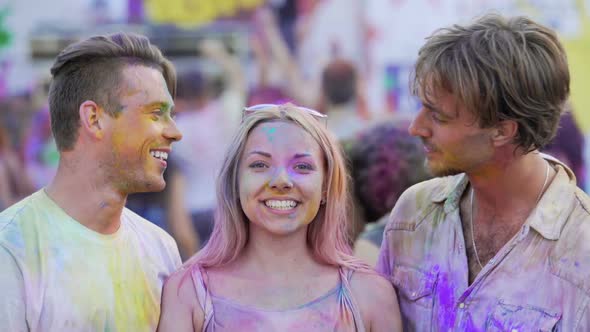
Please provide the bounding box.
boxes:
[563,8,590,132]
[145,0,265,27]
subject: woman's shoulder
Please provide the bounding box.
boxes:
[163,264,201,306]
[158,264,206,331]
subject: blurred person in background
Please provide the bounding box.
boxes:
[20,78,58,190]
[543,107,585,188]
[349,121,430,266]
[167,39,245,259]
[254,6,372,141]
[319,58,370,141]
[0,32,182,331]
[23,106,59,189]
[0,121,34,210]
[246,85,289,106]
[247,17,291,106]
[267,0,298,54]
[158,103,401,331]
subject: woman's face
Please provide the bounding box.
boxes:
[238,121,325,237]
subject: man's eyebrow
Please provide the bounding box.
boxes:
[423,102,452,117]
[144,101,174,111]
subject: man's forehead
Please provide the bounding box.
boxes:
[419,74,448,99]
[119,65,172,101]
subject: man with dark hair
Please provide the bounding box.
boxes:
[319,59,369,140]
[377,14,589,330]
[0,32,183,331]
[321,59,356,106]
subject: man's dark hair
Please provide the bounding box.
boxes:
[321,59,356,105]
[49,32,176,151]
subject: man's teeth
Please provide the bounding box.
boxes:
[265,200,297,210]
[150,151,168,160]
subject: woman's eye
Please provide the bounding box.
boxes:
[295,163,314,171]
[249,161,267,169]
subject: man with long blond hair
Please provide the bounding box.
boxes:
[377,14,589,330]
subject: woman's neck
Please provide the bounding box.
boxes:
[235,225,322,278]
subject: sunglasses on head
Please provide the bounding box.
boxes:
[242,104,328,126]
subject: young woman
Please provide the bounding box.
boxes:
[158,103,401,331]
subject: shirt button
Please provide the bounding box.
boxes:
[489,258,495,264]
[411,292,417,297]
[459,303,465,309]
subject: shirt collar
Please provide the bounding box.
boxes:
[430,173,468,214]
[428,155,578,240]
[527,157,577,240]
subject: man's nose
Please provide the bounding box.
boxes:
[164,119,183,142]
[408,108,431,138]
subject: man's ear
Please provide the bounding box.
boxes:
[79,100,106,140]
[491,120,518,147]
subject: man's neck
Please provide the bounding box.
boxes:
[45,160,127,235]
[466,151,553,225]
[461,152,554,283]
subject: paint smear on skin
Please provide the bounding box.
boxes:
[262,127,277,142]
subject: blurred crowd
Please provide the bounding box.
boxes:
[0,2,585,262]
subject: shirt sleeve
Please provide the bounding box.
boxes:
[170,237,182,268]
[0,244,28,332]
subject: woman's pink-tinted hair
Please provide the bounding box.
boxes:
[185,103,369,271]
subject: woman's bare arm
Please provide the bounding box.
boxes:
[157,269,204,332]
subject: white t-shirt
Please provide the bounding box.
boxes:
[0,190,182,332]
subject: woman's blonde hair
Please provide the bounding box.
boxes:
[186,103,367,271]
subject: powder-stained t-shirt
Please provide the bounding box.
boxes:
[0,190,182,332]
[376,156,590,331]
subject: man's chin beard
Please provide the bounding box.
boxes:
[426,161,462,177]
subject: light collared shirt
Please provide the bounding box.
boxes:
[376,157,590,331]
